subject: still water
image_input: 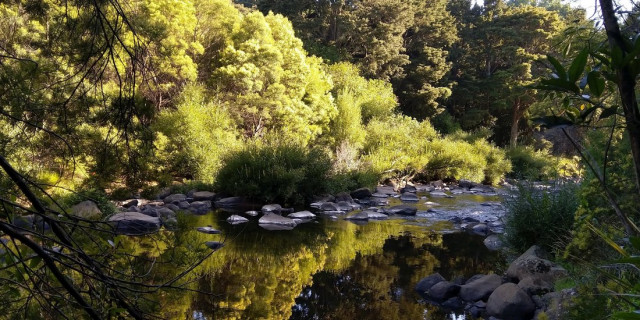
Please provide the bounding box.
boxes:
[160,194,504,320]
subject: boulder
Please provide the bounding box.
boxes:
[245,210,259,217]
[371,192,389,198]
[427,281,460,302]
[400,185,417,193]
[541,288,577,320]
[215,197,243,208]
[288,211,316,219]
[366,211,389,220]
[259,213,296,227]
[121,199,139,208]
[261,204,282,213]
[506,245,567,283]
[415,273,446,296]
[108,212,161,235]
[441,297,464,310]
[70,200,102,220]
[350,188,373,199]
[163,217,178,230]
[156,207,176,219]
[189,201,211,214]
[141,207,158,217]
[458,179,478,189]
[472,223,490,236]
[430,180,445,188]
[165,203,180,211]
[320,202,340,211]
[336,201,355,211]
[385,205,417,216]
[192,191,215,201]
[163,194,187,204]
[335,192,354,203]
[459,274,503,302]
[178,201,190,209]
[484,235,504,251]
[518,276,553,295]
[400,192,419,202]
[375,185,396,195]
[429,190,450,198]
[227,215,249,224]
[486,283,535,320]
[197,226,221,234]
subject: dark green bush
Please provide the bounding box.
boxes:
[56,189,117,217]
[503,182,578,254]
[214,142,333,205]
[507,146,581,180]
[326,168,380,194]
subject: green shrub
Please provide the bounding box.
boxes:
[503,182,578,254]
[507,146,580,180]
[214,142,333,205]
[55,189,117,217]
[326,168,380,194]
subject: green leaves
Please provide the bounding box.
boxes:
[587,71,605,97]
[568,49,589,82]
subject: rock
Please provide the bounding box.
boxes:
[128,206,141,212]
[459,274,503,302]
[321,202,340,211]
[400,192,419,202]
[429,190,450,198]
[322,210,346,215]
[542,288,576,320]
[472,223,490,236]
[441,296,464,309]
[366,211,389,220]
[471,185,496,193]
[162,217,178,230]
[165,203,180,211]
[484,235,504,251]
[109,212,161,235]
[424,201,440,206]
[156,207,176,219]
[192,191,215,201]
[345,211,370,220]
[189,201,211,214]
[227,215,249,224]
[121,199,139,208]
[506,245,568,283]
[205,241,224,250]
[215,197,243,208]
[178,201,191,209]
[486,283,535,320]
[336,201,355,211]
[163,194,187,204]
[350,188,373,199]
[70,200,102,220]
[400,185,417,193]
[197,226,221,234]
[245,210,259,217]
[427,281,460,302]
[459,179,478,189]
[259,224,295,231]
[430,180,445,188]
[371,192,389,198]
[518,276,553,295]
[415,273,446,297]
[335,192,354,203]
[376,185,396,195]
[261,204,282,213]
[156,187,172,200]
[141,207,158,217]
[288,211,316,219]
[465,274,486,284]
[258,213,296,227]
[385,205,417,216]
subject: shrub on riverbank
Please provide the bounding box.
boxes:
[507,146,581,180]
[214,142,333,205]
[503,182,578,254]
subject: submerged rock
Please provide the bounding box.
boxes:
[205,241,224,250]
[345,211,370,221]
[215,197,243,208]
[288,211,316,219]
[385,205,417,216]
[197,226,221,234]
[227,215,249,224]
[259,213,296,227]
[400,192,419,202]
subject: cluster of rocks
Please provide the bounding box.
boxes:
[225,203,317,231]
[415,246,574,320]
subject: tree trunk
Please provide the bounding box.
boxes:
[600,0,640,197]
[510,101,521,148]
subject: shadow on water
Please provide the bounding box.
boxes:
[179,208,503,320]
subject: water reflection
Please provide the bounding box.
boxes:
[176,213,501,320]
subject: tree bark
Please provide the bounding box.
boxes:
[599,0,640,197]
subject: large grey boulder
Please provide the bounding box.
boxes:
[163,194,187,204]
[215,197,244,208]
[518,276,553,296]
[259,213,296,227]
[335,192,354,203]
[336,201,355,211]
[320,202,340,211]
[192,191,215,201]
[156,207,176,219]
[70,200,102,220]
[109,212,161,235]
[261,204,282,213]
[345,211,370,221]
[189,201,211,214]
[486,283,535,320]
[415,273,446,297]
[506,245,568,283]
[350,188,373,199]
[427,281,460,302]
[459,274,503,302]
[366,211,389,220]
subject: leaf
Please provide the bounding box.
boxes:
[540,78,580,94]
[614,312,640,320]
[568,49,588,82]
[587,71,605,97]
[547,55,567,80]
[600,105,619,119]
[617,256,640,264]
[630,236,640,250]
[29,256,42,268]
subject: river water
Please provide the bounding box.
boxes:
[156,192,507,320]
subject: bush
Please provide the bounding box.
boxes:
[214,142,333,205]
[326,168,380,194]
[507,146,580,180]
[503,182,579,254]
[56,189,117,217]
